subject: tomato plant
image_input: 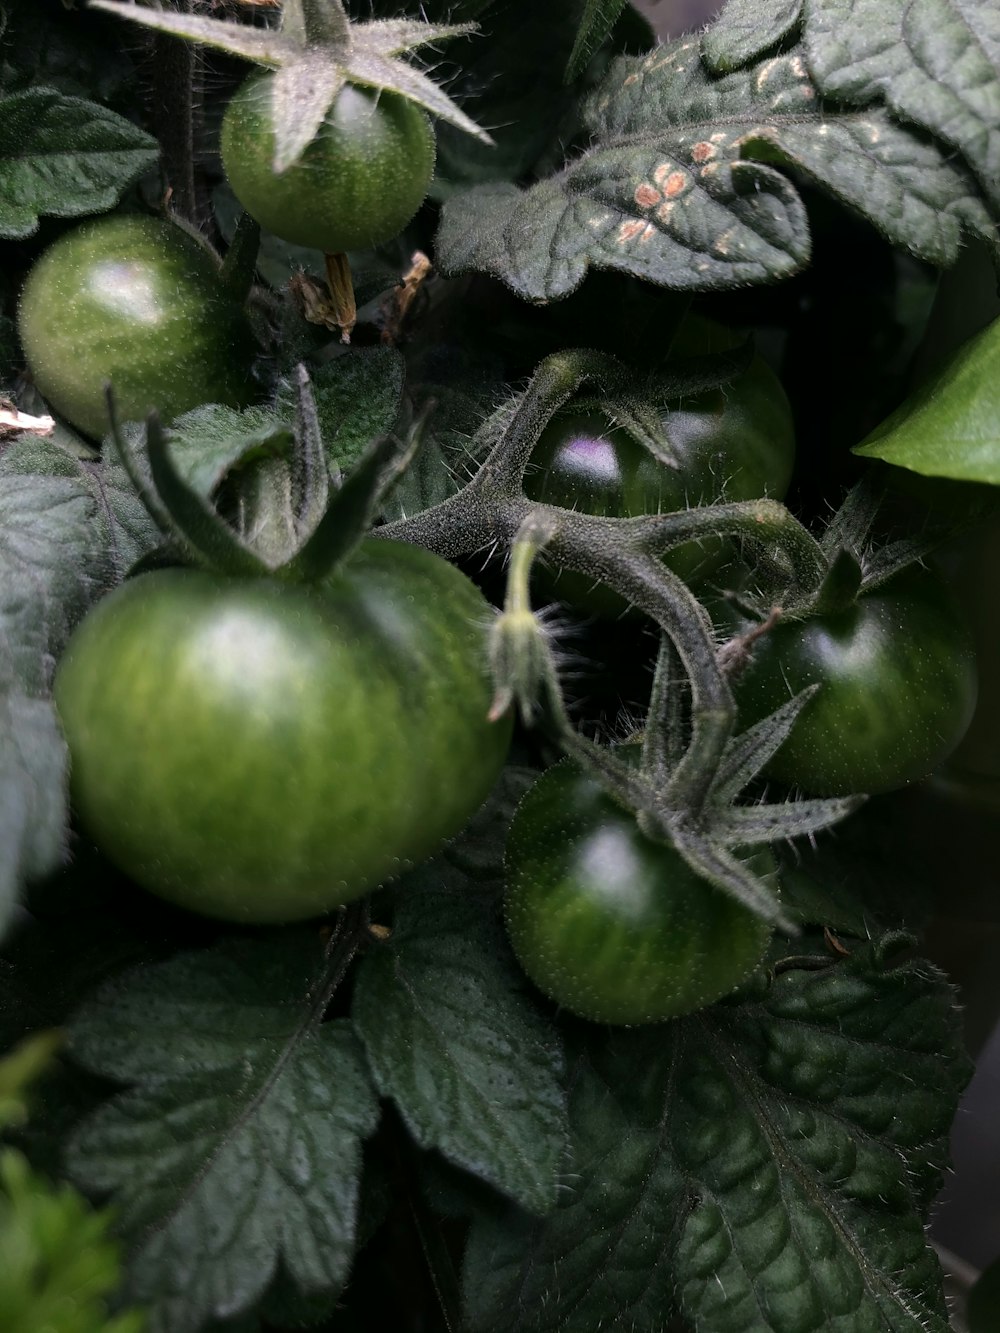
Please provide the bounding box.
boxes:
[2,0,998,1328]
[54,542,510,923]
[504,758,774,1025]
[17,215,256,440]
[730,571,978,796]
[221,75,436,254]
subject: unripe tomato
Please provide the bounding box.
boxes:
[731,571,978,796]
[524,347,794,612]
[54,541,511,924]
[504,760,775,1025]
[220,75,436,253]
[17,215,256,440]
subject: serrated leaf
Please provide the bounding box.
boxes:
[0,449,104,694]
[67,933,380,1333]
[353,879,567,1215]
[0,437,161,935]
[702,0,803,72]
[803,0,1000,212]
[0,692,68,941]
[436,39,994,302]
[464,941,970,1332]
[565,0,628,82]
[0,87,158,240]
[276,347,405,474]
[162,405,295,500]
[854,315,1000,483]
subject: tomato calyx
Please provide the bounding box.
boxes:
[108,363,404,586]
[489,517,861,934]
[91,0,492,170]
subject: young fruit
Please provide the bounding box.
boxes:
[54,541,511,924]
[504,760,775,1025]
[220,74,436,253]
[524,348,794,612]
[731,570,978,796]
[17,215,256,440]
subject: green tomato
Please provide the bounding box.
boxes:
[731,571,978,796]
[504,760,775,1025]
[220,75,436,254]
[17,215,256,440]
[54,541,511,923]
[524,349,794,612]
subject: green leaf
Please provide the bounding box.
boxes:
[802,0,1000,213]
[0,1148,146,1333]
[0,87,158,240]
[436,38,995,302]
[463,940,970,1332]
[565,0,628,82]
[160,406,295,501]
[0,444,111,923]
[92,440,172,579]
[67,933,380,1333]
[853,316,1000,482]
[276,347,405,475]
[353,877,568,1216]
[0,692,68,943]
[702,0,803,71]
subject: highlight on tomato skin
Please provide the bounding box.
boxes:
[17,214,257,441]
[220,74,437,255]
[53,541,512,925]
[503,759,775,1026]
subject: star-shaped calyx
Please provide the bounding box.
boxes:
[89,0,492,175]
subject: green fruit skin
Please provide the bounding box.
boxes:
[733,574,979,796]
[524,352,795,613]
[220,75,436,253]
[504,761,775,1025]
[54,541,512,924]
[18,215,256,440]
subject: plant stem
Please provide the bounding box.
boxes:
[152,0,201,223]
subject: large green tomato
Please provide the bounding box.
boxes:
[220,75,436,253]
[504,760,775,1025]
[54,541,511,923]
[17,215,255,440]
[524,346,794,612]
[731,571,978,796]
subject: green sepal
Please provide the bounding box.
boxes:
[810,547,863,616]
[217,210,261,304]
[111,402,270,579]
[89,0,491,164]
[282,435,400,583]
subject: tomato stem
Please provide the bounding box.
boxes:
[324,252,357,343]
